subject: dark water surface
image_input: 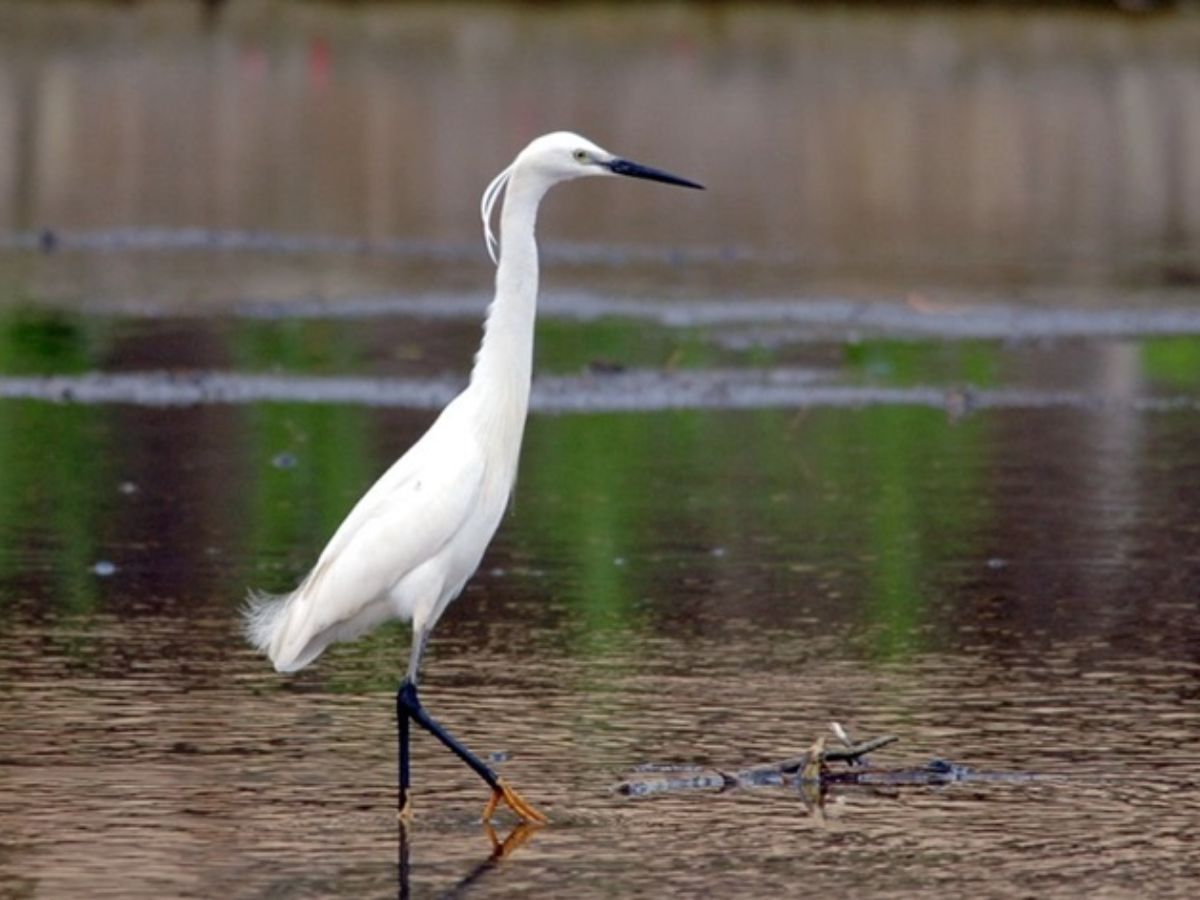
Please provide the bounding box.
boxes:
[2,3,1200,899]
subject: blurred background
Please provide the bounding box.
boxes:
[3,1,1199,294]
[1,3,1199,898]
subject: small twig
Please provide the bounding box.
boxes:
[799,735,826,783]
[744,735,899,779]
[823,735,898,764]
[830,721,855,750]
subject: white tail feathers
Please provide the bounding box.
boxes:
[243,572,402,673]
[243,589,306,673]
[243,586,334,674]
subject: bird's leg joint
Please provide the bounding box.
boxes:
[396,678,421,715]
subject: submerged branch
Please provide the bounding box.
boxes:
[616,724,904,797]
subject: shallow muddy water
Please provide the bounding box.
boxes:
[2,396,1200,898]
[2,3,1200,899]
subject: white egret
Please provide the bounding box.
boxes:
[244,132,702,823]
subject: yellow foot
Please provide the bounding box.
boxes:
[399,792,415,824]
[484,821,541,859]
[481,777,548,825]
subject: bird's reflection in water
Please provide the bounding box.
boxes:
[398,821,543,899]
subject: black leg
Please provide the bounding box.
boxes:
[396,679,501,793]
[397,684,413,817]
[394,678,546,823]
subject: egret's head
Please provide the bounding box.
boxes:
[481,131,703,264]
[516,132,612,183]
[516,131,704,190]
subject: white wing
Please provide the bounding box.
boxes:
[247,404,486,671]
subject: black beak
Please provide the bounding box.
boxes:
[607,158,704,190]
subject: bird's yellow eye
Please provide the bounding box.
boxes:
[573,149,589,163]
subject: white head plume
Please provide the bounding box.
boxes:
[480,162,514,266]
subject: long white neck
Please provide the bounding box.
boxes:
[467,166,549,480]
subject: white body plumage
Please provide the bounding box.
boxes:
[244,131,702,678]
